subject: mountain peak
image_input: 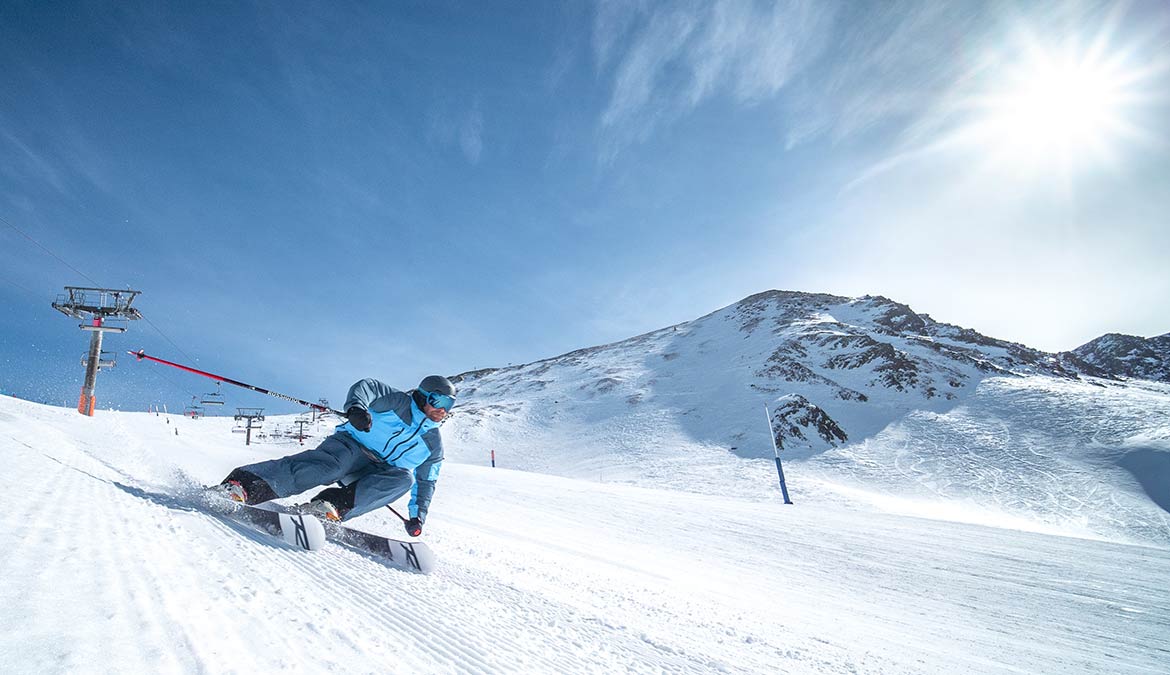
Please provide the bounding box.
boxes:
[1070,332,1170,382]
[453,289,1108,474]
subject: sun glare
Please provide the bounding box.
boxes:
[988,56,1124,149]
[970,44,1142,174]
[844,12,1166,194]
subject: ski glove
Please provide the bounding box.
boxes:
[404,517,422,537]
[346,407,372,432]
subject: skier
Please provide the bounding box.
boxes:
[214,375,455,537]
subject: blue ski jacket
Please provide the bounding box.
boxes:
[337,378,444,522]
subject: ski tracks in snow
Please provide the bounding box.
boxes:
[0,426,888,675]
[4,400,1170,674]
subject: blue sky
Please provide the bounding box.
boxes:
[2,0,1168,413]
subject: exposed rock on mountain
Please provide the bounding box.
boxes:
[1067,332,1170,382]
[768,394,848,452]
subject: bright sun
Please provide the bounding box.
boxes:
[990,60,1122,147]
[969,40,1142,173]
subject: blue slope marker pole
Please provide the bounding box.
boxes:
[764,403,794,505]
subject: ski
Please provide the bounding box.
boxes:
[323,521,437,574]
[201,492,433,570]
[204,496,327,551]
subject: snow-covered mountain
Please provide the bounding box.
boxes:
[1068,332,1170,382]
[445,290,1170,545]
[452,291,1089,459]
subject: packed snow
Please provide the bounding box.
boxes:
[2,392,1168,674]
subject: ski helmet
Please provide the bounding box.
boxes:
[418,375,456,398]
[417,375,457,411]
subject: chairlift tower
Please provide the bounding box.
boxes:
[294,419,310,445]
[234,408,265,446]
[51,286,142,416]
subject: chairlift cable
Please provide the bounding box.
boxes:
[2,211,207,404]
[0,271,40,297]
[0,212,103,287]
[139,313,200,365]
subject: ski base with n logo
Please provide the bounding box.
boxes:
[207,496,327,551]
[324,521,437,574]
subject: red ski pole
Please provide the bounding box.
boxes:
[129,350,343,416]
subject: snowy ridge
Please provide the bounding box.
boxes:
[1069,331,1170,382]
[446,291,1170,545]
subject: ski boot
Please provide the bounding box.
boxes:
[298,499,342,522]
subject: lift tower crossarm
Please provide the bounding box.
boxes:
[51,286,143,416]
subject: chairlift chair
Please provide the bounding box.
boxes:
[201,382,225,406]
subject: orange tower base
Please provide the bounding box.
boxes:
[78,389,96,416]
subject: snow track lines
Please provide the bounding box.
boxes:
[2,397,1170,673]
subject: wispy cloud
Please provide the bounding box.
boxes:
[592,0,648,72]
[591,1,1002,157]
[0,125,71,197]
[782,2,987,148]
[594,0,835,156]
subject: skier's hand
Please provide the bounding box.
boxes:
[404,517,422,537]
[346,407,372,432]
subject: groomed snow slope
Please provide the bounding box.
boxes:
[2,395,1169,674]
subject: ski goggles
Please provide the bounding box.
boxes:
[419,388,455,411]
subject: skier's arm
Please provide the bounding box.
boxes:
[409,433,443,523]
[409,459,441,523]
[344,378,397,411]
